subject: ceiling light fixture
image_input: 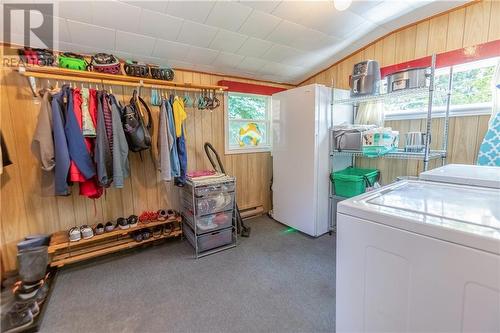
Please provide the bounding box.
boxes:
[333,0,352,11]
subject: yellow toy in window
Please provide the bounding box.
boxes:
[238,123,262,147]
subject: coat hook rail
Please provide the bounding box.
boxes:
[17,66,228,92]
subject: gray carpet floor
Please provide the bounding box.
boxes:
[41,216,336,333]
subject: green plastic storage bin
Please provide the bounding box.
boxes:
[330,167,379,198]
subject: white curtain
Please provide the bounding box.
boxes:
[355,101,385,127]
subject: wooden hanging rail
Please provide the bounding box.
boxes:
[17,65,228,91]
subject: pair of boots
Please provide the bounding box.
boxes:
[1,235,49,333]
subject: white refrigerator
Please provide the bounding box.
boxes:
[270,84,352,236]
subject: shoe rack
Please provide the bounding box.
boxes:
[48,216,182,268]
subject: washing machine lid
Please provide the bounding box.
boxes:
[419,164,500,188]
[338,180,500,254]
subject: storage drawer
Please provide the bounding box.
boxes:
[182,208,233,234]
[181,190,234,216]
[184,181,235,197]
[183,223,233,253]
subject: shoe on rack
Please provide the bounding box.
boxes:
[68,227,81,242]
[127,215,138,228]
[95,223,105,235]
[163,224,172,235]
[132,231,143,243]
[80,225,94,240]
[104,221,115,232]
[1,306,33,333]
[157,209,168,221]
[152,226,162,238]
[117,218,128,230]
[142,229,151,241]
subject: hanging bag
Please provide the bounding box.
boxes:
[121,90,153,152]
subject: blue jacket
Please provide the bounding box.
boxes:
[51,88,71,195]
[63,86,96,180]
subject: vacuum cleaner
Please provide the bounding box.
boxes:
[204,142,251,237]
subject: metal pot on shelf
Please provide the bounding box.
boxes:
[386,67,430,93]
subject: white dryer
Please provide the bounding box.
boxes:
[420,163,500,188]
[336,180,500,333]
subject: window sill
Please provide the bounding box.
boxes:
[225,147,271,155]
[384,104,492,121]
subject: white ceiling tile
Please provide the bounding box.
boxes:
[139,9,183,40]
[297,1,367,39]
[152,39,191,60]
[209,30,247,53]
[23,14,71,45]
[235,37,273,58]
[165,1,215,22]
[66,20,116,50]
[176,20,218,48]
[124,1,168,13]
[115,30,156,57]
[347,0,384,16]
[280,49,308,67]
[239,1,281,13]
[287,28,338,52]
[186,46,219,65]
[237,57,268,73]
[270,1,306,23]
[238,10,281,39]
[56,1,92,23]
[92,1,140,33]
[205,2,252,31]
[56,17,71,44]
[261,62,303,77]
[266,20,304,45]
[261,44,300,63]
[212,52,245,68]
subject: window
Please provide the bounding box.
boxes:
[225,92,272,153]
[384,57,498,120]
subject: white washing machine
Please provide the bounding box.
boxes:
[336,180,500,333]
[420,163,500,188]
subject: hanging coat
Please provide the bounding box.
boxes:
[64,86,96,180]
[171,95,187,186]
[109,94,130,188]
[69,88,86,183]
[81,88,96,137]
[51,87,71,195]
[166,98,180,178]
[74,88,103,199]
[31,91,55,196]
[158,100,172,181]
[94,91,113,187]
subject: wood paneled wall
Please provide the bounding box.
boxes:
[302,0,499,183]
[0,67,291,271]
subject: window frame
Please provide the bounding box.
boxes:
[384,57,498,121]
[224,91,272,155]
